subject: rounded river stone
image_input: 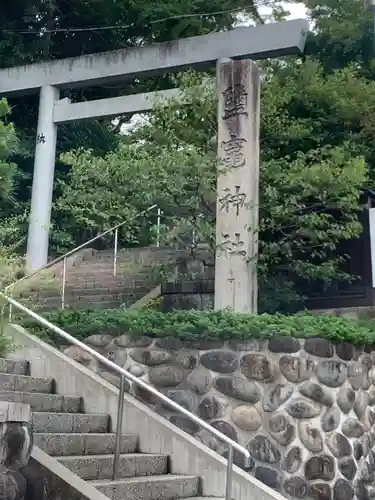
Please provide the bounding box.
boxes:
[353,440,363,460]
[154,337,182,350]
[163,389,199,413]
[335,342,355,361]
[348,362,364,390]
[128,364,145,377]
[211,420,238,442]
[263,384,293,412]
[169,415,200,435]
[240,354,277,382]
[149,365,185,388]
[133,385,159,405]
[304,338,334,358]
[368,388,375,406]
[227,339,260,351]
[299,381,333,406]
[284,477,308,499]
[99,370,130,391]
[214,376,261,403]
[368,409,375,427]
[315,360,347,387]
[321,406,340,432]
[255,466,281,489]
[184,340,223,350]
[339,457,357,481]
[326,433,351,458]
[336,387,355,414]
[360,433,371,458]
[342,419,365,438]
[308,483,332,500]
[185,367,212,394]
[299,422,323,452]
[286,398,320,419]
[333,479,354,500]
[279,356,314,383]
[247,435,281,464]
[200,350,238,374]
[231,405,262,432]
[305,455,335,481]
[102,345,127,368]
[198,395,227,421]
[282,446,302,473]
[63,346,93,364]
[114,334,152,348]
[130,348,171,366]
[174,350,199,370]
[268,336,300,353]
[268,413,295,445]
[85,334,113,347]
[354,390,369,419]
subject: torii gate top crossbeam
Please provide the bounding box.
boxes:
[0,19,308,97]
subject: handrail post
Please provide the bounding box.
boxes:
[225,443,234,500]
[113,228,118,277]
[156,208,161,248]
[113,374,126,480]
[8,287,13,322]
[61,257,67,309]
[0,304,5,335]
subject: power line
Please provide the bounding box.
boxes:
[2,5,254,35]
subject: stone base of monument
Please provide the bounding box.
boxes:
[0,402,40,500]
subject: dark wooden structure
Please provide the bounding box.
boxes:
[302,188,375,310]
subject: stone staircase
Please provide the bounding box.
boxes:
[0,357,212,500]
[21,246,184,311]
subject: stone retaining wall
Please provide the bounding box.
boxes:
[63,334,375,500]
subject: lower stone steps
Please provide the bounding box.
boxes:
[0,357,207,500]
[57,453,168,480]
[31,411,109,433]
[35,433,138,456]
[0,390,81,412]
[90,474,200,500]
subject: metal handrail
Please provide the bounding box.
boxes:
[1,295,250,500]
[5,204,158,316]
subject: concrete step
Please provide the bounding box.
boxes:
[180,498,224,500]
[58,453,168,480]
[35,433,137,456]
[0,373,54,394]
[32,412,109,433]
[90,474,200,500]
[0,359,29,375]
[0,391,81,413]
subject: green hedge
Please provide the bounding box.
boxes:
[19,308,375,346]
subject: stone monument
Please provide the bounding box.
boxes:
[215,59,260,313]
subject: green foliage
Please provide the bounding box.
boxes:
[0,98,24,288]
[20,308,375,346]
[57,66,367,288]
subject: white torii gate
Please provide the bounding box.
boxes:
[0,18,308,311]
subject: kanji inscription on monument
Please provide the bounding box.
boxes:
[215,59,260,313]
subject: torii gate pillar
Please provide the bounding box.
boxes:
[27,86,59,271]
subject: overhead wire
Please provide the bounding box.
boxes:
[1,5,255,35]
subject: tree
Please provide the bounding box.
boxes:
[54,67,367,310]
[0,0,281,254]
[0,98,24,287]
